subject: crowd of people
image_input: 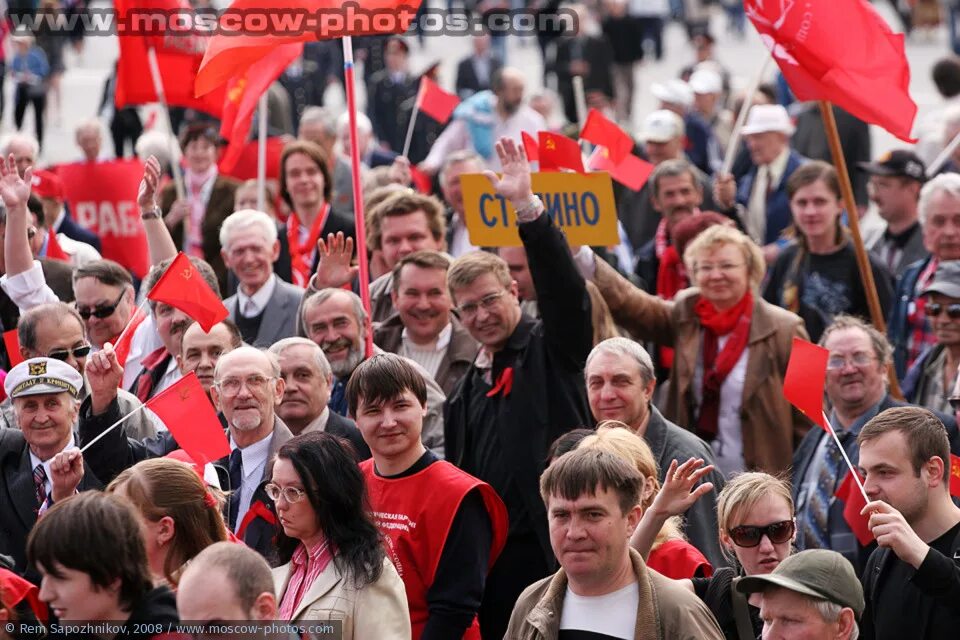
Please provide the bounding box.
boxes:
[0,1,958,640]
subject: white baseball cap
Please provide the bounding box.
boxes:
[689,69,723,95]
[639,110,685,143]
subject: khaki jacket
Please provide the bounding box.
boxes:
[594,259,810,473]
[273,556,410,639]
[505,548,724,640]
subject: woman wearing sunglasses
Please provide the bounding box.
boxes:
[638,470,795,640]
[270,432,409,637]
[902,261,960,415]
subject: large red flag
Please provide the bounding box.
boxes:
[195,0,422,97]
[219,43,304,174]
[835,470,873,546]
[745,0,916,141]
[538,132,585,174]
[580,109,634,164]
[146,373,230,464]
[783,337,830,430]
[115,0,225,114]
[147,253,229,331]
[418,76,460,124]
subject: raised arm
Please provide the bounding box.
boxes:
[1,153,36,278]
[138,155,178,264]
[592,256,676,345]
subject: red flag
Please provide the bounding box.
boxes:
[538,132,585,174]
[114,306,148,372]
[147,253,229,331]
[835,470,873,546]
[115,0,225,114]
[418,76,460,124]
[0,567,48,623]
[951,454,960,498]
[783,337,830,430]
[3,330,23,368]
[220,137,285,180]
[588,147,654,191]
[195,0,422,97]
[580,109,634,164]
[219,43,303,174]
[745,0,917,142]
[146,373,230,464]
[521,131,539,163]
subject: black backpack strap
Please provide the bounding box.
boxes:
[729,576,758,640]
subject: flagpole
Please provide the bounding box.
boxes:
[146,47,186,202]
[721,54,773,176]
[822,411,869,504]
[112,298,151,350]
[818,100,902,399]
[79,404,148,454]
[256,92,268,212]
[341,36,374,359]
[926,127,960,178]
[573,76,588,154]
[401,82,421,159]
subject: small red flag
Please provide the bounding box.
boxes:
[588,147,654,191]
[745,0,916,141]
[538,131,585,174]
[114,305,148,373]
[0,567,48,623]
[147,253,228,332]
[521,131,539,163]
[783,337,830,431]
[580,109,634,164]
[835,470,873,546]
[146,372,230,464]
[951,454,960,498]
[3,330,23,368]
[418,76,460,125]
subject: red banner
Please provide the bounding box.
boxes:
[56,160,150,279]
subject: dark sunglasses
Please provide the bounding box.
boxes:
[48,345,92,361]
[728,520,795,548]
[924,302,960,319]
[951,396,960,412]
[78,291,125,320]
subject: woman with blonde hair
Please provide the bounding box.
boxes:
[107,457,230,588]
[578,422,713,579]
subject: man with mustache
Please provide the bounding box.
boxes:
[791,315,960,574]
[300,287,447,455]
[176,319,243,400]
[128,255,221,403]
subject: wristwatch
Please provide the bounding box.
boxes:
[141,206,161,220]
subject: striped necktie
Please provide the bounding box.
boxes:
[33,464,47,508]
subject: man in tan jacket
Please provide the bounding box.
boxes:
[506,447,723,640]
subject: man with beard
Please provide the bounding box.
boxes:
[267,336,369,459]
[128,255,220,403]
[300,287,446,455]
[792,316,959,574]
[175,319,243,399]
[419,67,545,174]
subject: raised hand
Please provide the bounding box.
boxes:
[482,137,533,209]
[388,155,412,186]
[86,343,123,415]
[649,458,716,518]
[49,449,84,503]
[137,155,162,210]
[713,173,736,210]
[313,232,359,289]
[0,153,32,210]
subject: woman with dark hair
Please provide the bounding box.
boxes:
[763,160,894,342]
[271,432,409,636]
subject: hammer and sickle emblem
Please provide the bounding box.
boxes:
[181,269,193,280]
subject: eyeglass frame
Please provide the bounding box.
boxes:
[692,262,745,275]
[825,352,878,371]
[47,344,92,362]
[923,302,960,320]
[77,290,127,321]
[213,374,277,397]
[264,483,307,504]
[455,290,508,318]
[727,520,795,548]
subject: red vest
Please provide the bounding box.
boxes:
[361,458,508,640]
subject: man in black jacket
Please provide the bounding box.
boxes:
[444,138,593,640]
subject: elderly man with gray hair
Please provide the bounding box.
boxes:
[221,209,304,347]
[584,336,726,568]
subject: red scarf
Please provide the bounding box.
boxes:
[693,291,754,441]
[286,204,330,287]
[654,220,688,370]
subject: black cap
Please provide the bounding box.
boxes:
[857,150,926,181]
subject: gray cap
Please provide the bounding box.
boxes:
[4,357,83,400]
[921,260,960,299]
[736,549,865,618]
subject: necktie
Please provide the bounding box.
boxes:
[328,378,348,416]
[746,165,770,244]
[228,449,244,531]
[33,464,47,508]
[243,299,258,318]
[799,434,846,550]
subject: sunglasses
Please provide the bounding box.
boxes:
[728,520,795,548]
[924,302,960,319]
[48,345,91,361]
[77,290,126,320]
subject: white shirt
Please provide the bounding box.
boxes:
[559,582,638,639]
[400,322,452,380]
[55,233,102,269]
[231,430,274,533]
[122,315,165,390]
[447,213,478,258]
[421,105,546,172]
[745,146,791,245]
[693,333,750,478]
[237,273,277,318]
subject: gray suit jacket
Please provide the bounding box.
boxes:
[225,276,305,348]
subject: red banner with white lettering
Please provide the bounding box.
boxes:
[56,160,150,279]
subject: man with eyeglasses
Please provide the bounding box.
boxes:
[902,261,960,415]
[79,344,293,560]
[792,315,960,574]
[443,138,594,640]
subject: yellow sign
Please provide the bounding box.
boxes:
[461,172,618,247]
